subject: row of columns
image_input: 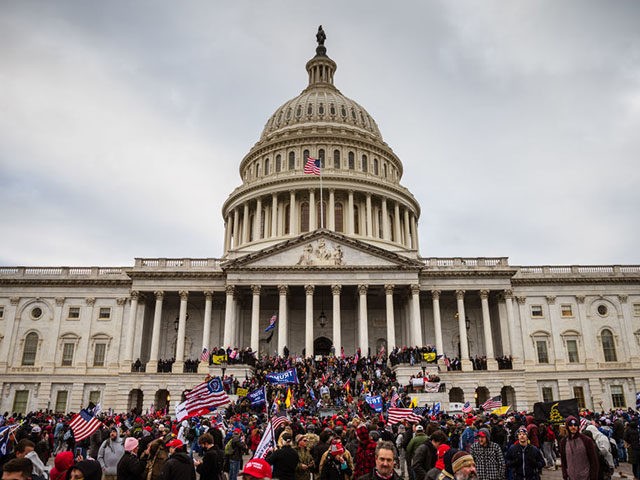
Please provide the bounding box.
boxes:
[125,287,511,373]
[223,189,419,251]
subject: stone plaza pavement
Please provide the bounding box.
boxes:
[540,460,633,479]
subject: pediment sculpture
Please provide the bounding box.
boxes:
[296,239,344,266]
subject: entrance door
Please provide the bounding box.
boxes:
[314,336,333,356]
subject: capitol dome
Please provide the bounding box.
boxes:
[222,28,421,258]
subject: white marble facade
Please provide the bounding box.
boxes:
[1,37,639,415]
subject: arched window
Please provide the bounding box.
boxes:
[264,158,270,175]
[276,154,281,172]
[333,150,341,169]
[353,205,360,235]
[256,162,262,177]
[22,332,38,366]
[335,202,344,233]
[388,214,395,241]
[348,152,355,170]
[300,202,310,232]
[318,149,325,168]
[602,329,617,362]
[288,152,295,170]
[303,149,310,163]
[361,155,368,172]
[383,163,388,178]
[373,158,379,175]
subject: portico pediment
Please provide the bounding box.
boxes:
[222,230,422,270]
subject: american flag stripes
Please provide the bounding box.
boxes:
[304,157,321,175]
[390,391,399,407]
[200,348,209,362]
[69,408,103,442]
[270,412,290,431]
[461,401,473,414]
[387,407,425,425]
[481,395,502,411]
[180,377,231,417]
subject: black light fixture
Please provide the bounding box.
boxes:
[318,288,327,328]
[465,316,471,331]
[174,313,189,332]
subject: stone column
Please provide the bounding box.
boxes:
[250,285,261,354]
[0,298,19,372]
[147,291,164,373]
[504,290,523,367]
[124,291,139,366]
[516,296,536,366]
[403,209,411,248]
[224,217,231,253]
[546,296,564,366]
[365,194,373,237]
[305,285,315,357]
[480,290,498,370]
[332,285,342,355]
[431,290,444,357]
[198,291,213,374]
[232,208,240,248]
[410,285,423,347]
[289,191,297,235]
[328,189,335,230]
[385,285,396,350]
[277,285,289,356]
[242,203,250,244]
[223,286,235,347]
[271,193,278,238]
[411,214,419,251]
[347,190,354,234]
[456,290,472,371]
[358,285,369,354]
[381,198,390,240]
[575,295,597,368]
[394,202,402,244]
[255,198,262,241]
[173,291,188,373]
[309,189,316,230]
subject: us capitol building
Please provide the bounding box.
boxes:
[1,30,639,415]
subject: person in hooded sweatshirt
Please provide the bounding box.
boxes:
[470,428,505,480]
[50,451,75,480]
[585,425,614,478]
[559,416,598,480]
[98,428,125,480]
[158,439,195,480]
[117,437,147,480]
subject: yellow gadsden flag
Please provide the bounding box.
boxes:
[236,388,248,398]
[491,405,512,416]
[285,387,293,408]
[409,397,418,408]
[212,354,228,365]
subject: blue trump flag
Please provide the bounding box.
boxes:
[433,402,441,415]
[365,395,383,413]
[266,368,299,385]
[264,314,277,333]
[248,386,266,407]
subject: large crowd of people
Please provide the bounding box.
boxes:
[1,349,638,480]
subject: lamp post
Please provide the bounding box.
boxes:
[221,359,228,379]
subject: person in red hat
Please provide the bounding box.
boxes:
[319,439,352,480]
[158,439,195,480]
[239,459,272,480]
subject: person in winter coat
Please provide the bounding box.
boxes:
[405,425,428,480]
[195,433,224,480]
[354,425,377,480]
[116,437,146,480]
[294,434,314,480]
[67,459,103,480]
[50,451,75,480]
[98,428,125,480]
[505,427,545,480]
[356,441,401,480]
[624,421,640,480]
[158,439,195,480]
[141,437,168,480]
[585,425,615,477]
[470,428,505,480]
[319,440,353,480]
[412,430,448,480]
[266,433,299,480]
[559,416,599,480]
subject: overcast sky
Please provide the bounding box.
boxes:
[1,1,639,267]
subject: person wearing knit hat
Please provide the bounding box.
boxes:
[116,437,147,480]
[559,416,599,480]
[294,433,314,480]
[505,425,545,480]
[469,428,504,480]
[451,451,477,480]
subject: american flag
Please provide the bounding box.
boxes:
[579,416,590,431]
[387,407,425,425]
[481,395,502,411]
[69,408,103,442]
[0,425,19,456]
[200,348,209,362]
[270,412,290,431]
[390,391,399,407]
[184,377,231,410]
[461,401,473,414]
[304,157,321,175]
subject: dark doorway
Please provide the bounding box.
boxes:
[314,336,333,356]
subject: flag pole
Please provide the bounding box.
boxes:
[319,158,324,229]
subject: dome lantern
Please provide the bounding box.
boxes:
[305,25,337,88]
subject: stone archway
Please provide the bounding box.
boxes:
[127,389,143,414]
[501,386,516,407]
[476,386,490,407]
[155,389,170,412]
[449,387,464,403]
[314,336,333,356]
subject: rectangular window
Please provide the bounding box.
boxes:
[89,390,101,406]
[561,304,573,317]
[55,391,68,412]
[94,343,106,367]
[98,307,111,320]
[611,385,625,408]
[13,390,29,414]
[633,304,640,316]
[68,307,80,319]
[536,340,549,363]
[0,305,4,319]
[531,305,544,318]
[567,340,579,363]
[62,343,75,366]
[573,386,586,409]
[542,387,554,403]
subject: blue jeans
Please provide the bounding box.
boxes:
[229,459,241,480]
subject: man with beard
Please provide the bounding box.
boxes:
[470,429,504,480]
[356,441,400,480]
[450,452,477,480]
[559,416,598,480]
[505,427,545,480]
[195,433,224,480]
